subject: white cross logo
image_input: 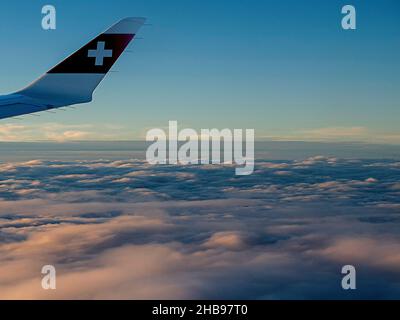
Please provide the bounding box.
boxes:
[88,41,113,66]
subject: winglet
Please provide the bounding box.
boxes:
[17,17,146,106]
[106,17,146,34]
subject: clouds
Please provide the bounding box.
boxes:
[2,122,400,144]
[0,123,129,142]
[204,231,249,251]
[316,237,400,272]
[299,127,368,140]
[0,124,27,141]
[0,156,400,299]
[260,126,400,144]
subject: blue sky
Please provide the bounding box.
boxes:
[0,0,399,142]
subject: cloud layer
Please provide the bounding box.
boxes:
[0,156,400,299]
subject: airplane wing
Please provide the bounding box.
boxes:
[0,17,146,120]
